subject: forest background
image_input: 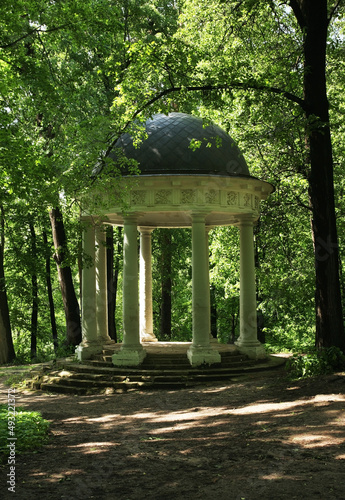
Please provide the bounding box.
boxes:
[1,0,345,365]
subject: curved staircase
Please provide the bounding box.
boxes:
[27,345,286,395]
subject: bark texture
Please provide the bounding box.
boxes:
[289,0,345,349]
[43,230,58,352]
[29,223,38,359]
[0,206,15,363]
[49,207,82,346]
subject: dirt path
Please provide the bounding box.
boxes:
[1,369,345,500]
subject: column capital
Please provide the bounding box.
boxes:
[122,213,140,225]
[138,226,155,235]
[190,211,209,223]
[237,216,256,227]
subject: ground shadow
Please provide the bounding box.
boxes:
[0,370,344,500]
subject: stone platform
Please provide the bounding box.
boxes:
[27,342,287,395]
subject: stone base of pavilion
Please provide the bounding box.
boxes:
[109,341,264,368]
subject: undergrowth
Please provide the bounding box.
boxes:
[0,404,50,462]
[286,346,345,379]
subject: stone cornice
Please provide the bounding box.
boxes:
[86,175,274,228]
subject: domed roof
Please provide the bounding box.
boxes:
[112,112,250,176]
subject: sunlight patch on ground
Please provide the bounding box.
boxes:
[290,434,345,448]
[69,441,117,453]
[84,393,345,432]
[261,472,289,480]
[88,414,122,423]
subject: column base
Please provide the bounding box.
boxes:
[112,345,147,366]
[140,332,158,342]
[98,335,115,345]
[234,340,267,360]
[187,345,221,367]
[75,342,103,361]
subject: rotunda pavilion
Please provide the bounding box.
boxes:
[76,112,274,367]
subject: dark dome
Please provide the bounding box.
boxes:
[112,113,250,176]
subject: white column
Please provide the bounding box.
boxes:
[139,227,157,342]
[76,221,102,361]
[206,226,217,343]
[187,214,221,366]
[112,215,146,366]
[235,219,266,359]
[95,225,113,344]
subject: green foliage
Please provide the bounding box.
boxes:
[1,0,345,358]
[0,404,50,461]
[209,226,240,343]
[152,228,192,341]
[287,347,345,379]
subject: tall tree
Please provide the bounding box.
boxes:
[43,230,58,353]
[0,206,15,364]
[288,0,344,348]
[29,222,38,360]
[49,207,82,346]
[106,226,122,342]
[158,229,172,339]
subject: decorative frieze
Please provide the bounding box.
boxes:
[205,189,219,204]
[97,175,272,226]
[155,190,172,205]
[181,189,196,204]
[227,191,238,206]
[243,193,251,207]
[131,190,146,205]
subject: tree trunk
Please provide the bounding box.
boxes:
[29,223,38,360]
[0,205,15,364]
[159,229,172,338]
[291,0,345,350]
[210,285,218,339]
[49,206,82,346]
[43,230,58,353]
[113,227,122,341]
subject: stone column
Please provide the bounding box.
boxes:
[112,215,146,366]
[206,226,217,343]
[187,214,221,366]
[95,225,113,344]
[76,221,103,361]
[139,227,158,342]
[235,219,266,359]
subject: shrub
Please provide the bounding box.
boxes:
[286,346,345,378]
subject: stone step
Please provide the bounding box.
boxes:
[68,363,256,377]
[28,354,286,395]
[92,355,252,369]
[56,359,267,377]
[37,377,188,394]
[39,383,89,395]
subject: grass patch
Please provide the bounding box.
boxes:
[0,404,50,462]
[0,366,34,389]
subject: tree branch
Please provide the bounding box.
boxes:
[0,24,69,50]
[328,0,344,24]
[134,82,307,117]
[289,0,307,30]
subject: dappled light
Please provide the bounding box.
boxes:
[1,370,344,499]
